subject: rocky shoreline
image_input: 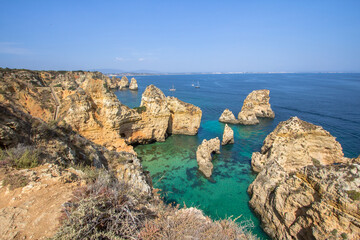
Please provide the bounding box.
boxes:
[1,68,359,239]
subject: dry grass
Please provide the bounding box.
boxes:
[54,171,257,240]
[0,144,39,169]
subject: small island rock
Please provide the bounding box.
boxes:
[129,77,138,90]
[221,124,234,145]
[247,117,357,240]
[219,109,239,124]
[238,89,274,125]
[119,76,129,89]
[196,137,221,178]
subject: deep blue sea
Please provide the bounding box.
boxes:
[115,74,360,239]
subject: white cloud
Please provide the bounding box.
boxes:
[138,58,145,62]
[115,57,125,62]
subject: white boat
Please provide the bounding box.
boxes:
[170,84,176,91]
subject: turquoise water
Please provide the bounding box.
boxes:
[115,74,360,239]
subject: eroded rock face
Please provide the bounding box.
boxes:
[167,96,202,135]
[221,124,234,145]
[120,85,202,144]
[251,116,346,172]
[119,76,129,89]
[238,89,274,125]
[248,117,358,240]
[219,109,239,124]
[196,137,220,178]
[129,77,138,90]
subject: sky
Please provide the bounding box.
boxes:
[0,0,360,73]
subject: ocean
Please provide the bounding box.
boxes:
[115,73,360,239]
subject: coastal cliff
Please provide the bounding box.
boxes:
[120,85,202,144]
[248,117,359,240]
[0,68,253,240]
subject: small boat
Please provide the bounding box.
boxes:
[170,84,176,91]
[194,81,200,88]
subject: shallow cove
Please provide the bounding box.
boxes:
[115,73,360,239]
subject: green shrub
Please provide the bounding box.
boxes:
[133,106,147,114]
[1,145,39,169]
[2,173,30,190]
[346,190,360,201]
[54,83,62,88]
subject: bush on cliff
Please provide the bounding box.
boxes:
[53,171,257,240]
[0,144,39,169]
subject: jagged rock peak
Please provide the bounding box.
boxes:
[247,117,357,239]
[196,137,221,178]
[251,116,346,173]
[238,89,274,125]
[141,85,167,105]
[166,96,202,135]
[129,77,138,90]
[219,109,239,124]
[119,76,129,89]
[221,124,234,145]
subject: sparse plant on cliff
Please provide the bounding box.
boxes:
[133,106,147,114]
[54,171,257,240]
[0,144,39,169]
[2,172,30,190]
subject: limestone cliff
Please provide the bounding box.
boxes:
[166,96,202,135]
[120,85,202,144]
[238,89,275,125]
[222,124,234,145]
[129,77,138,90]
[119,76,129,89]
[219,109,239,124]
[248,117,358,240]
[196,137,220,178]
[0,69,136,153]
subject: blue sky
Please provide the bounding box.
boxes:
[0,0,359,72]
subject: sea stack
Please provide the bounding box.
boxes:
[119,85,202,144]
[129,77,138,90]
[119,76,129,89]
[219,109,239,124]
[221,124,234,145]
[247,117,358,240]
[238,89,275,125]
[166,96,202,135]
[196,137,221,178]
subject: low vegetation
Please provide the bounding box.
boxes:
[0,145,39,169]
[133,106,147,114]
[2,172,30,190]
[53,171,257,240]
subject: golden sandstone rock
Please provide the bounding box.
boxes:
[248,117,359,240]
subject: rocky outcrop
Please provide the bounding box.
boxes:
[166,96,202,135]
[219,109,239,124]
[238,89,274,125]
[129,77,138,90]
[221,124,234,145]
[196,138,220,178]
[248,117,358,240]
[119,76,129,89]
[120,85,202,144]
[250,116,346,172]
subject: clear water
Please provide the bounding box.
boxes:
[115,74,360,239]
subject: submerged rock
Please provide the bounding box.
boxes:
[221,124,234,145]
[238,89,274,125]
[129,77,138,90]
[196,137,220,178]
[219,109,239,124]
[247,117,358,240]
